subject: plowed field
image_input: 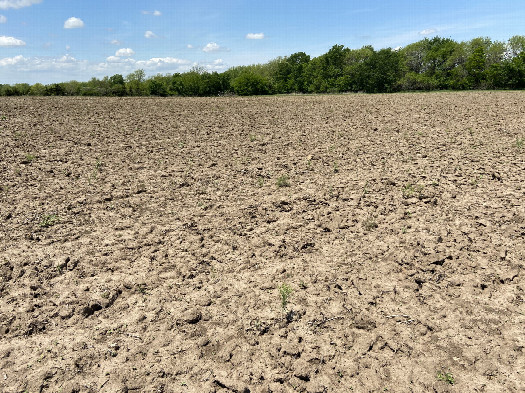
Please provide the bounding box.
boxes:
[1,92,524,392]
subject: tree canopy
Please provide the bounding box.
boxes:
[1,35,524,97]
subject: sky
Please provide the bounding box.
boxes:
[0,0,524,84]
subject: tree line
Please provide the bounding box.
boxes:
[1,35,524,97]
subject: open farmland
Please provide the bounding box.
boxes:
[0,92,524,392]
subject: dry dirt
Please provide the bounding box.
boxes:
[1,92,524,393]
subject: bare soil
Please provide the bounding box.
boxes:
[1,92,524,393]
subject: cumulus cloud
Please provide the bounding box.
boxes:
[187,44,194,49]
[419,28,436,36]
[136,57,189,68]
[0,54,87,73]
[0,54,25,66]
[0,35,26,46]
[0,0,41,10]
[201,58,226,72]
[203,42,227,52]
[110,39,121,45]
[115,48,135,57]
[0,53,202,83]
[64,17,84,29]
[246,33,264,40]
[142,10,161,16]
[0,15,6,23]
[144,31,156,39]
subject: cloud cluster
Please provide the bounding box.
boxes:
[0,53,227,84]
[0,54,25,66]
[64,17,84,29]
[246,33,264,40]
[0,35,25,46]
[0,0,41,10]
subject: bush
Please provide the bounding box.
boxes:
[231,73,270,96]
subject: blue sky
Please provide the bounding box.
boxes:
[0,0,524,84]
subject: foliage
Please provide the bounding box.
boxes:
[1,35,524,97]
[231,72,271,95]
[279,283,293,311]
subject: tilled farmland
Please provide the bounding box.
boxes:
[0,92,524,392]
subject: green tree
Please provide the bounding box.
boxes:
[109,74,126,96]
[231,72,270,95]
[508,35,525,58]
[29,83,46,96]
[465,46,487,88]
[147,74,169,96]
[126,69,147,96]
[355,48,404,93]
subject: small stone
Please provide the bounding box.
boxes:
[198,337,210,347]
[197,297,212,307]
[183,308,202,324]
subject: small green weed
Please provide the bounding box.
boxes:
[516,138,524,149]
[437,371,455,385]
[22,154,36,164]
[40,214,59,228]
[402,183,424,199]
[363,215,378,231]
[276,175,290,188]
[88,158,103,184]
[279,283,293,312]
[137,284,148,295]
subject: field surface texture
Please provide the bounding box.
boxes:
[1,93,524,393]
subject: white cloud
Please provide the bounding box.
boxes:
[66,45,71,51]
[203,42,226,52]
[0,35,25,46]
[144,31,156,39]
[115,48,135,57]
[0,53,209,84]
[246,33,264,40]
[419,28,436,36]
[0,15,6,23]
[187,44,194,49]
[0,0,41,10]
[0,54,87,73]
[64,17,84,29]
[105,56,120,63]
[136,57,190,68]
[202,59,227,71]
[110,39,121,45]
[0,54,25,66]
[142,10,161,16]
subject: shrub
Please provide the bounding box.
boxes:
[231,73,270,96]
